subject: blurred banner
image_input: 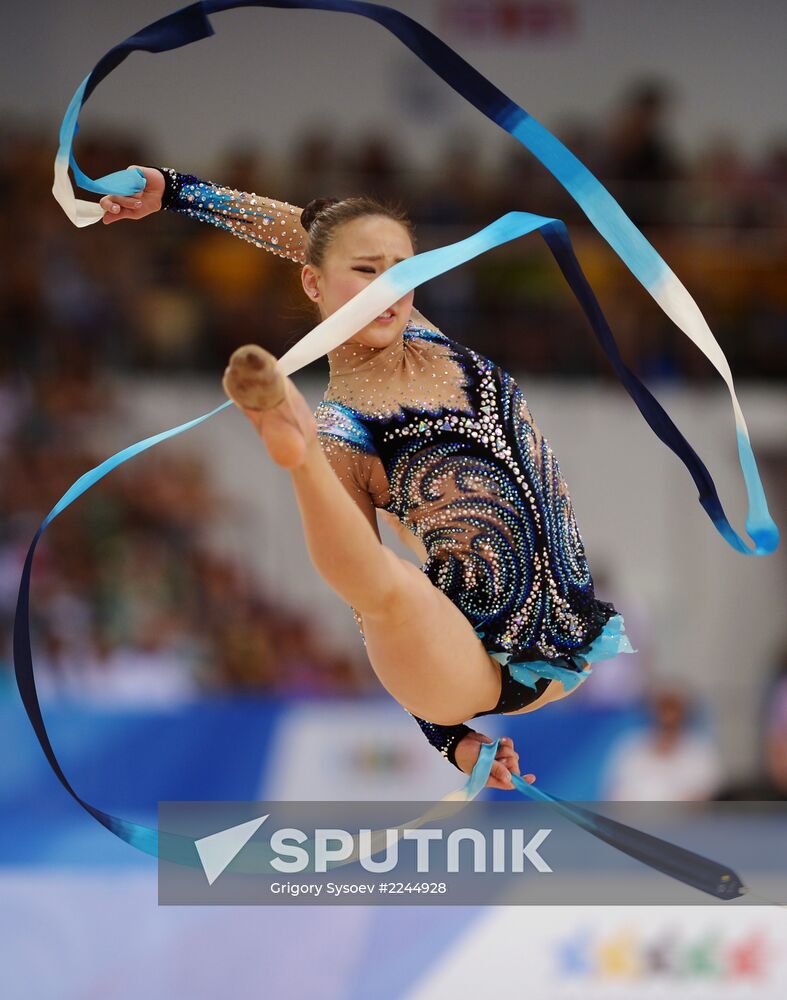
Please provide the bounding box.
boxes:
[0,695,661,868]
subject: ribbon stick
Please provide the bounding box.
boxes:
[188,739,749,902]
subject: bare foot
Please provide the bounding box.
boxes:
[222,345,317,469]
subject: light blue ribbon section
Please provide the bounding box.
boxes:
[57,75,147,197]
[463,737,501,799]
[42,400,233,529]
[508,112,667,290]
[383,211,558,294]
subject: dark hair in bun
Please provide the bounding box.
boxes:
[299,195,417,270]
[300,197,341,233]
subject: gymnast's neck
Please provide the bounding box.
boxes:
[327,325,408,380]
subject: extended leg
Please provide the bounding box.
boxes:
[223,346,429,614]
[289,437,411,614]
[289,437,503,722]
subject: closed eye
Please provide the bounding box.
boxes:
[353,267,375,273]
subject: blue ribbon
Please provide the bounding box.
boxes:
[19,0,764,896]
[11,407,744,897]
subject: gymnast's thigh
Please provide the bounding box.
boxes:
[359,557,502,726]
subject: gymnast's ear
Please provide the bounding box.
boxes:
[301,263,321,300]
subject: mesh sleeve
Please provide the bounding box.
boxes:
[158,167,307,263]
[407,712,473,770]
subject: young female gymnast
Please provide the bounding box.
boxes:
[99,165,633,790]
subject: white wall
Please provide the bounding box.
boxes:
[4,0,786,172]
[106,374,787,776]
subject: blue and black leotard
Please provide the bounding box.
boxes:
[159,167,632,769]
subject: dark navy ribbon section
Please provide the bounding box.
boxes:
[541,223,725,533]
[512,772,746,901]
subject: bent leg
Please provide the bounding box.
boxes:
[360,559,503,725]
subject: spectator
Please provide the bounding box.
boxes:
[603,685,723,801]
[600,78,683,226]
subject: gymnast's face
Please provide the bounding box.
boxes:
[301,215,415,349]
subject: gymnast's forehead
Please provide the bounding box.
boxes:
[327,215,415,261]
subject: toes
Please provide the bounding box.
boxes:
[241,349,264,371]
[222,346,285,412]
[228,344,269,373]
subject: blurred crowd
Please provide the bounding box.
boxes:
[0,367,369,702]
[1,79,785,799]
[1,79,785,383]
[569,573,787,802]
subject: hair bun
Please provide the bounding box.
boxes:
[300,197,340,233]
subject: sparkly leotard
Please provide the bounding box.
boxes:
[160,167,625,769]
[317,321,618,759]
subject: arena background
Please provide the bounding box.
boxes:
[1,0,786,996]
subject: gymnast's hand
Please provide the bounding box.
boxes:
[454,733,534,790]
[99,166,164,224]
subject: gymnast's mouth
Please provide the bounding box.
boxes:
[375,309,396,321]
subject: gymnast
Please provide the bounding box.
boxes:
[99,165,634,790]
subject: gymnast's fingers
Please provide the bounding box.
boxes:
[488,760,515,789]
[496,737,520,773]
[110,194,143,210]
[495,740,536,783]
[99,194,139,213]
[496,748,520,775]
[102,205,134,224]
[100,195,146,224]
[99,194,121,219]
[496,768,536,789]
[490,761,537,788]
